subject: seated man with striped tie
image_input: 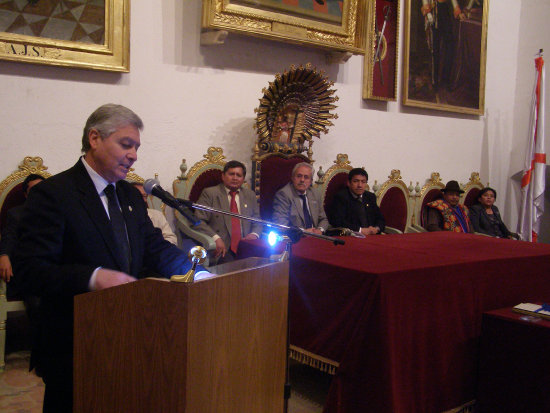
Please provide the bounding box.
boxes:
[194,160,262,264]
[272,162,329,234]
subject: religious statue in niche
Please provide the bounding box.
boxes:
[272,105,306,146]
[253,63,339,159]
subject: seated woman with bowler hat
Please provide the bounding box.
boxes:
[469,187,518,239]
[426,180,473,233]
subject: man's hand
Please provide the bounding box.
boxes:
[215,238,227,258]
[360,226,379,236]
[93,268,137,291]
[243,233,259,240]
[305,228,322,235]
[0,255,13,282]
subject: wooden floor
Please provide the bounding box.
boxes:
[0,352,330,413]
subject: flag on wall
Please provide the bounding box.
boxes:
[518,54,546,242]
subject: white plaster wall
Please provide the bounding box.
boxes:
[0,0,545,235]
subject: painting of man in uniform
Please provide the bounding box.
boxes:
[405,0,486,113]
[233,0,344,24]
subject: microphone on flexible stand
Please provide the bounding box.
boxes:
[143,178,201,227]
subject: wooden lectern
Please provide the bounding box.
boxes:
[74,259,289,413]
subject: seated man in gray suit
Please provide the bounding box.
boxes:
[272,162,329,234]
[194,160,262,263]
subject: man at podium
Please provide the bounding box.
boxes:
[14,104,203,413]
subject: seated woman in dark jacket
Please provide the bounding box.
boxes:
[469,187,516,238]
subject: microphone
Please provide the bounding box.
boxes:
[143,178,201,227]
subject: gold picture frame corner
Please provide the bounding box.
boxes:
[0,0,130,72]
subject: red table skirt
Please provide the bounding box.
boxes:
[239,232,550,413]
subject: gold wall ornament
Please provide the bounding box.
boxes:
[202,0,367,54]
[0,0,130,72]
[253,64,338,159]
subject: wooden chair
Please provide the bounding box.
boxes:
[410,172,446,232]
[0,156,51,371]
[314,154,353,216]
[172,147,227,252]
[374,170,412,234]
[461,172,484,209]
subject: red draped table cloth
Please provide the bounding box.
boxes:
[238,232,550,413]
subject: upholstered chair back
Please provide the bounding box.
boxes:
[379,186,408,233]
[461,173,484,209]
[172,147,227,253]
[420,188,443,229]
[462,187,481,209]
[188,169,223,203]
[252,153,310,220]
[322,172,349,215]
[313,154,354,216]
[375,170,411,233]
[0,183,25,233]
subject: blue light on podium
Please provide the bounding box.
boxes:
[268,231,280,246]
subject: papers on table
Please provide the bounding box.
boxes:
[513,303,550,320]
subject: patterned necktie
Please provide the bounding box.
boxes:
[104,184,130,273]
[299,194,313,228]
[229,190,241,254]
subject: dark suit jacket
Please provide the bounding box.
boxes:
[328,188,385,233]
[13,159,195,375]
[194,183,262,249]
[0,205,24,257]
[272,183,329,230]
[0,205,25,297]
[469,204,511,237]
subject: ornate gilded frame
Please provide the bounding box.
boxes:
[402,0,489,114]
[0,0,130,72]
[202,0,367,54]
[362,0,400,101]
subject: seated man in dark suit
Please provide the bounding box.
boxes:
[194,160,262,264]
[328,168,385,235]
[0,174,46,290]
[14,104,205,413]
[272,162,329,234]
[426,180,473,232]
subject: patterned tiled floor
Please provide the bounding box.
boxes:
[0,352,44,413]
[0,0,105,44]
[0,352,329,413]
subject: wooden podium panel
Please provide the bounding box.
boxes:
[74,260,289,413]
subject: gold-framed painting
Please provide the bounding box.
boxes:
[0,0,130,72]
[402,0,488,114]
[363,0,400,101]
[202,0,367,54]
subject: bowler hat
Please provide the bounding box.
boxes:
[441,180,464,193]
